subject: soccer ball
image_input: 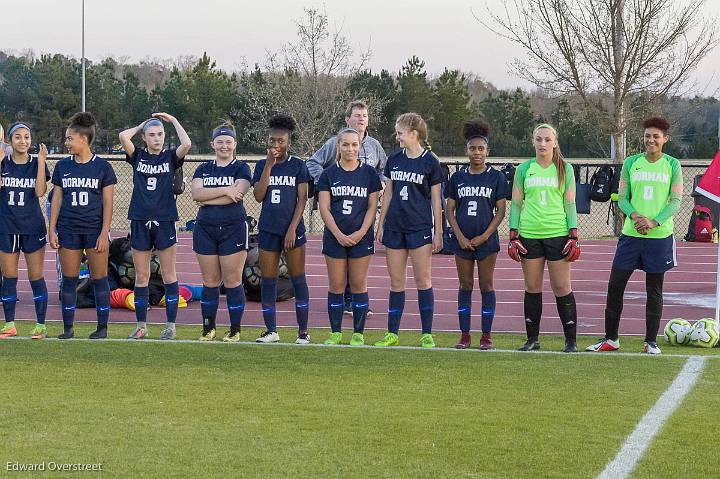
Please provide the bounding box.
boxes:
[246,246,259,267]
[663,318,692,345]
[688,318,719,348]
[150,255,161,276]
[243,264,262,289]
[278,254,289,278]
[117,263,136,289]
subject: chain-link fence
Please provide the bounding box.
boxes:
[45,156,711,240]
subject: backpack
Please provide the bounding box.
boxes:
[691,205,713,242]
[173,166,185,195]
[590,165,614,202]
[499,163,515,200]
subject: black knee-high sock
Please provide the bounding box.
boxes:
[523,292,542,339]
[555,292,577,341]
[645,272,665,342]
[605,268,633,340]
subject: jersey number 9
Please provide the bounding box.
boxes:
[147,177,157,191]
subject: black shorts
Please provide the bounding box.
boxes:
[520,235,568,261]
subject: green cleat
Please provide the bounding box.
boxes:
[374,332,399,347]
[420,333,435,348]
[349,332,365,346]
[324,332,343,345]
[30,323,47,340]
[0,322,17,339]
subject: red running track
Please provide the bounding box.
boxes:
[7,234,717,337]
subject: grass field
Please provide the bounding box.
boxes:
[2,321,719,478]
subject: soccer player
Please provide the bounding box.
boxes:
[252,114,312,344]
[119,113,192,340]
[308,100,387,315]
[446,120,507,350]
[508,123,580,353]
[0,123,50,339]
[587,117,682,355]
[374,113,444,348]
[49,112,117,340]
[191,122,251,342]
[317,128,382,346]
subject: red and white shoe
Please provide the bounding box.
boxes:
[585,338,620,352]
[455,333,471,349]
[479,333,494,350]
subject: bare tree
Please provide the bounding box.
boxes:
[238,7,376,157]
[479,0,718,163]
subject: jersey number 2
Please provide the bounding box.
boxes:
[467,200,477,217]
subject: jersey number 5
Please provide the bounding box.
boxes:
[342,200,353,215]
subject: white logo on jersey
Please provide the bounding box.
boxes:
[137,162,170,175]
[526,177,558,188]
[390,171,425,184]
[330,186,368,198]
[62,178,99,189]
[631,171,669,183]
[269,176,296,186]
[458,186,493,199]
[1,177,35,188]
[203,176,235,186]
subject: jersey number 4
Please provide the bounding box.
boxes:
[400,185,409,201]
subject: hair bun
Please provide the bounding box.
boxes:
[463,119,490,142]
[70,112,97,128]
[268,113,297,133]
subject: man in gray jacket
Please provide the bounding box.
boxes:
[307,100,388,183]
[308,100,388,315]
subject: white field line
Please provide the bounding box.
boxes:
[597,356,707,479]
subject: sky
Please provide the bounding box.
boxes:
[3,0,719,94]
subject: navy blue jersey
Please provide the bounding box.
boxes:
[317,162,382,235]
[126,148,183,221]
[252,156,311,235]
[383,149,443,232]
[51,156,117,233]
[0,155,50,235]
[447,165,507,239]
[193,159,252,227]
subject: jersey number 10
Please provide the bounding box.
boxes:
[71,191,89,206]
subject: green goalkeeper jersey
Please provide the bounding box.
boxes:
[515,159,575,239]
[621,153,681,239]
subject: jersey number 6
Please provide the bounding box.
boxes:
[271,189,280,204]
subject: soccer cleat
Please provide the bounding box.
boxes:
[57,328,74,340]
[586,338,620,352]
[89,326,107,340]
[295,331,311,345]
[420,333,435,348]
[347,307,374,317]
[518,337,540,351]
[30,324,47,340]
[222,330,241,342]
[643,341,661,355]
[0,323,17,339]
[366,308,374,318]
[563,339,578,353]
[479,333,494,350]
[374,332,399,347]
[128,327,148,340]
[256,331,280,343]
[159,328,176,340]
[349,332,365,346]
[199,327,216,341]
[455,333,471,349]
[324,332,343,345]
[343,305,353,316]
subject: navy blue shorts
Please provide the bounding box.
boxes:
[130,220,177,251]
[382,228,433,250]
[58,229,104,250]
[448,232,500,260]
[612,234,676,273]
[258,229,307,252]
[0,234,47,254]
[322,230,374,259]
[520,236,568,261]
[193,221,249,256]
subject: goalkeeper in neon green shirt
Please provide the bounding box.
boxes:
[587,117,682,355]
[508,124,581,353]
